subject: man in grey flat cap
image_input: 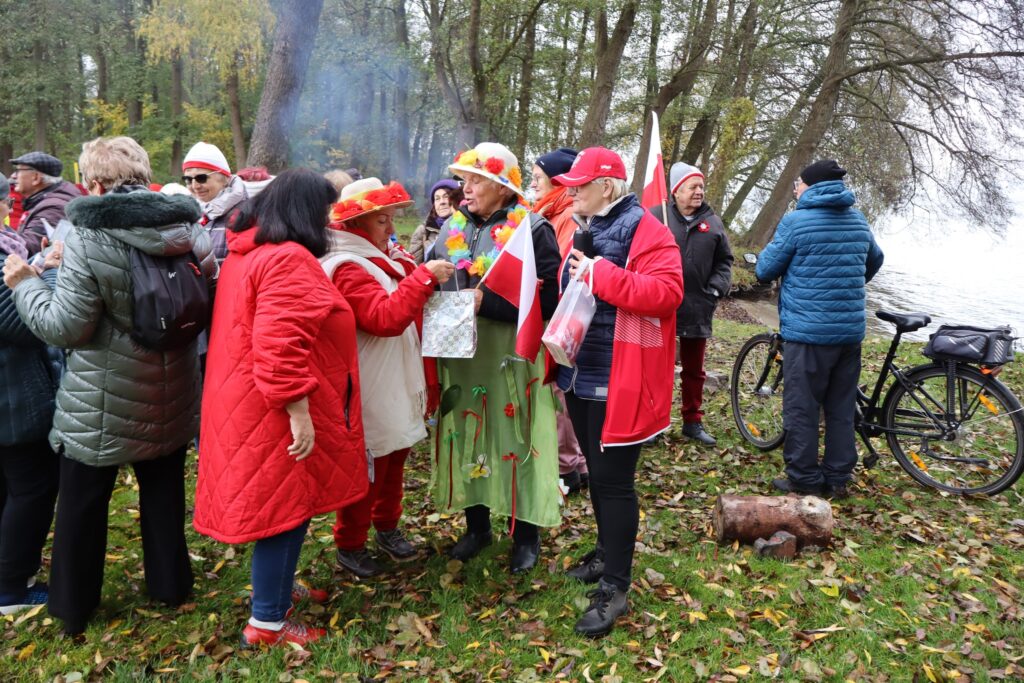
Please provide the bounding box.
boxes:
[9,152,84,256]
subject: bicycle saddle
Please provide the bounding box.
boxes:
[876,310,931,332]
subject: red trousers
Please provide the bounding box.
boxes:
[333,448,409,551]
[678,337,708,423]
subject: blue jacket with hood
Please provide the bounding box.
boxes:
[755,180,884,345]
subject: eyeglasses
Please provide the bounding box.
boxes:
[182,174,211,185]
[11,167,35,175]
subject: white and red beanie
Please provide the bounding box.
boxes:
[670,162,704,194]
[182,142,231,177]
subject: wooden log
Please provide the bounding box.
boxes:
[713,494,833,548]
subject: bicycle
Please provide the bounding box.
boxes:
[730,310,1024,495]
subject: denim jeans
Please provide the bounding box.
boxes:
[250,520,309,622]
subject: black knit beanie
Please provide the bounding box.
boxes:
[800,159,847,186]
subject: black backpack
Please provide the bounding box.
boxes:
[129,249,210,351]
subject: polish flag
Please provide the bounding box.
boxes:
[478,214,543,362]
[641,111,668,218]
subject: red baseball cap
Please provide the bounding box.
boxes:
[551,147,627,187]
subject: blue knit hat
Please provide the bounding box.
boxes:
[536,147,578,180]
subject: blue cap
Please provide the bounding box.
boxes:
[536,147,578,180]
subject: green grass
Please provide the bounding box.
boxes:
[3,319,1023,681]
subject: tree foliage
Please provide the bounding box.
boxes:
[1,0,1022,242]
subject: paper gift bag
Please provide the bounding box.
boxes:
[421,291,477,358]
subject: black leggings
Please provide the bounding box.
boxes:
[565,392,642,591]
[464,505,538,545]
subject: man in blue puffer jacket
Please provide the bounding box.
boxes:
[756,159,884,499]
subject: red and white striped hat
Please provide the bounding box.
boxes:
[182,142,231,177]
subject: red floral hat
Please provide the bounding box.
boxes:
[330,178,414,225]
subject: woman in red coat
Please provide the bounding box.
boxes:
[321,178,454,578]
[194,169,368,648]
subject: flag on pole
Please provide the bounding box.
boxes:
[477,214,543,362]
[640,111,668,217]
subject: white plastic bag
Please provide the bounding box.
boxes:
[542,263,597,367]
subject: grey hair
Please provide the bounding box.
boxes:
[39,172,62,186]
[602,177,630,201]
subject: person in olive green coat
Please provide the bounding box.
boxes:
[2,136,217,635]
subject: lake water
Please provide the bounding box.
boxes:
[866,210,1024,349]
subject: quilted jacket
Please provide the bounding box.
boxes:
[756,180,884,345]
[0,231,59,446]
[193,228,368,544]
[559,207,683,445]
[12,190,216,466]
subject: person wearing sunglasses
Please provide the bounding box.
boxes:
[182,142,248,264]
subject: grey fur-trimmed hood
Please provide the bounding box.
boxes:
[66,191,202,230]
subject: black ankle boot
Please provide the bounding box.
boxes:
[574,579,629,638]
[448,530,492,561]
[509,539,540,574]
[566,546,604,583]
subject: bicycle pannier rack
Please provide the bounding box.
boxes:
[922,324,1015,365]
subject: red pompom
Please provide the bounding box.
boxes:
[485,157,506,175]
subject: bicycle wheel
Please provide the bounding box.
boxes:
[882,363,1024,495]
[730,333,785,450]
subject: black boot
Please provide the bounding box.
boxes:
[682,422,717,446]
[561,470,582,495]
[336,548,382,579]
[771,477,824,496]
[376,528,420,562]
[448,531,492,561]
[509,539,541,574]
[566,546,605,584]
[574,579,629,638]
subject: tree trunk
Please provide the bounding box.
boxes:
[169,49,184,176]
[225,58,247,169]
[248,0,326,173]
[392,0,412,182]
[630,0,718,187]
[713,494,833,548]
[513,14,537,162]
[745,0,862,247]
[680,0,756,166]
[564,9,591,145]
[424,126,443,193]
[578,1,639,148]
[95,23,109,104]
[33,39,47,150]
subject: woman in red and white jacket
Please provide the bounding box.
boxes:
[322,179,455,578]
[551,147,683,638]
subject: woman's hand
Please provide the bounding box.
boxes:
[424,259,455,283]
[3,253,39,289]
[473,287,483,313]
[567,248,593,280]
[41,240,64,272]
[285,397,315,460]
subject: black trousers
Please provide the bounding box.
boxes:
[48,447,193,630]
[464,505,539,545]
[781,341,862,489]
[0,440,59,595]
[565,392,642,591]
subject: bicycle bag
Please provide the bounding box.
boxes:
[129,248,210,351]
[922,324,1015,365]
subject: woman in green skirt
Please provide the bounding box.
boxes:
[429,142,562,574]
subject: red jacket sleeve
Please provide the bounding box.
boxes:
[333,262,437,337]
[251,249,334,408]
[590,242,684,318]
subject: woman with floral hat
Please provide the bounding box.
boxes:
[429,142,562,575]
[323,178,456,578]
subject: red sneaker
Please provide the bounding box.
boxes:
[241,620,326,648]
[291,582,329,604]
